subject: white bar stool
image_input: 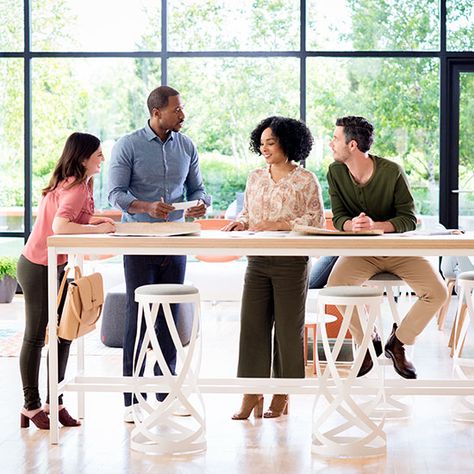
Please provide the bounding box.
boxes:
[130,284,206,455]
[312,286,386,458]
[366,272,412,419]
[451,271,474,421]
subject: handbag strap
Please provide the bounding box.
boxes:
[56,267,71,307]
[56,265,83,307]
[74,265,82,280]
[67,266,84,325]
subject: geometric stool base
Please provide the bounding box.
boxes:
[131,284,205,455]
[312,394,386,458]
[130,395,207,455]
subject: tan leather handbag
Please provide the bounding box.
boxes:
[57,266,104,341]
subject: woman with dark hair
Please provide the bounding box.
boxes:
[17,132,115,430]
[223,116,325,420]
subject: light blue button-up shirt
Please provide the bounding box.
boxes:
[108,122,211,223]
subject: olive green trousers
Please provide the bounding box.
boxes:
[237,256,309,379]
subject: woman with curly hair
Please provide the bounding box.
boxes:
[223,116,325,420]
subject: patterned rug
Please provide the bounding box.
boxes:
[0,327,120,358]
[0,328,23,357]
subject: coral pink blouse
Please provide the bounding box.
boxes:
[23,178,94,266]
[237,166,325,230]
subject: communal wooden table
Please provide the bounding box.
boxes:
[47,230,474,445]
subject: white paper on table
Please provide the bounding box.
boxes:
[400,229,464,237]
[227,230,291,238]
[171,200,199,210]
[112,221,201,237]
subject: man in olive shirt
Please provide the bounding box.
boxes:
[326,116,447,379]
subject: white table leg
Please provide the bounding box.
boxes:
[48,247,59,444]
[76,255,85,419]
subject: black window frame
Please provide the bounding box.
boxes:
[1,0,473,240]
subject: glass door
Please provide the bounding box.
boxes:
[457,71,474,231]
[442,61,474,229]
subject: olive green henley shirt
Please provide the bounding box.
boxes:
[327,154,417,233]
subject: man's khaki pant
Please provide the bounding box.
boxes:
[327,256,448,345]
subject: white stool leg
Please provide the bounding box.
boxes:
[314,323,320,377]
[162,301,204,418]
[131,300,158,418]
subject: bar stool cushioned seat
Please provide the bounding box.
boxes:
[318,286,384,298]
[458,271,474,280]
[369,272,402,282]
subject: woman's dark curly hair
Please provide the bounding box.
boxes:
[249,116,313,162]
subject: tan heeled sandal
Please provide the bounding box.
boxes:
[232,394,264,420]
[264,394,289,418]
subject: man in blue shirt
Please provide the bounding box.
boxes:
[108,85,210,422]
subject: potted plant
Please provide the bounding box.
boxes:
[0,256,18,303]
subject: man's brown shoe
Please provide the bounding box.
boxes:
[384,323,417,379]
[357,332,383,377]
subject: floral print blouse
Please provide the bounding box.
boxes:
[237,165,325,230]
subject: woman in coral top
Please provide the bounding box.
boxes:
[223,116,325,420]
[17,132,115,430]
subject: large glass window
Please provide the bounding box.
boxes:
[447,0,474,51]
[168,0,299,51]
[0,59,24,232]
[31,0,161,51]
[1,1,473,239]
[306,57,440,219]
[307,0,439,51]
[0,0,23,51]
[169,57,300,213]
[32,58,160,210]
